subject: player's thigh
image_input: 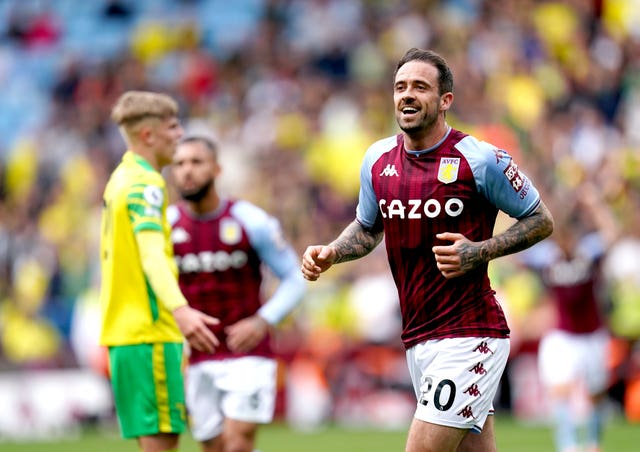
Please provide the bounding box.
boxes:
[222,418,259,451]
[457,415,497,452]
[405,415,497,452]
[138,433,180,452]
[406,417,467,452]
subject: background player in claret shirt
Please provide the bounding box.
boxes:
[519,184,619,452]
[169,135,306,452]
[301,48,554,452]
[100,91,220,452]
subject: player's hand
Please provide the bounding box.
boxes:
[432,232,479,279]
[225,315,269,353]
[172,305,220,353]
[301,245,336,281]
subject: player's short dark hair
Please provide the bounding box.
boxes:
[179,135,219,158]
[394,48,454,95]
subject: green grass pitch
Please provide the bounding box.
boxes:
[1,415,638,451]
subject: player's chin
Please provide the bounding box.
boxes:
[398,121,422,134]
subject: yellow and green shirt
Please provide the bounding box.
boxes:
[99,151,182,346]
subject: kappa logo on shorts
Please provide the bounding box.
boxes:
[463,384,481,397]
[469,363,487,375]
[458,405,476,419]
[473,341,494,354]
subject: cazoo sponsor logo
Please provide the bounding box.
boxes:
[176,250,248,273]
[379,198,464,219]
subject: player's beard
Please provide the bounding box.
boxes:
[397,104,438,135]
[179,177,214,202]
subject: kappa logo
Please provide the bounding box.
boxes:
[469,363,487,375]
[493,148,508,164]
[379,164,399,177]
[473,341,494,354]
[464,384,482,397]
[171,227,190,244]
[458,405,476,419]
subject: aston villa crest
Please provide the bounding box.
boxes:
[220,218,242,245]
[437,157,460,184]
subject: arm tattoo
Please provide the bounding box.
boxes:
[330,220,384,264]
[457,241,483,273]
[468,201,554,268]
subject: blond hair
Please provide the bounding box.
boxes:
[111,90,179,128]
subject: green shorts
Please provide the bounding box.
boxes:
[109,343,186,439]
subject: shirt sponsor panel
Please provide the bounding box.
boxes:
[379,198,464,219]
[175,250,249,273]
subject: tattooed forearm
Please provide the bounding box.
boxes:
[330,220,384,264]
[457,241,485,273]
[479,201,554,263]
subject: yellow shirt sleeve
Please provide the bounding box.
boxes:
[135,230,188,312]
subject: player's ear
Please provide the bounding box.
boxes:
[440,92,453,112]
[138,121,156,145]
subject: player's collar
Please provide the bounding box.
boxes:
[405,125,452,156]
[124,151,156,172]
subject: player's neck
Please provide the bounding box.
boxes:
[187,191,220,216]
[403,121,449,151]
[132,147,161,171]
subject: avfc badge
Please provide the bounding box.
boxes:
[220,218,242,245]
[437,157,460,184]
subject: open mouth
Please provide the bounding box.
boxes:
[400,106,420,118]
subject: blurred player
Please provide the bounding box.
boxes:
[301,48,554,452]
[169,135,306,452]
[100,91,219,452]
[520,184,619,452]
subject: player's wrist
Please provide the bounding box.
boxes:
[167,299,188,313]
[255,314,271,328]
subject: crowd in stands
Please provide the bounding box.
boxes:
[0,0,639,426]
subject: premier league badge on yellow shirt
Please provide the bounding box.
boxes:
[437,157,460,184]
[220,218,242,245]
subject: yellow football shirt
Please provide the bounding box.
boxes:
[99,151,182,345]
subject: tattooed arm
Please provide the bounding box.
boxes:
[432,201,554,279]
[301,220,384,281]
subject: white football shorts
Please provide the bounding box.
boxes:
[185,356,277,441]
[406,337,510,433]
[538,328,609,394]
